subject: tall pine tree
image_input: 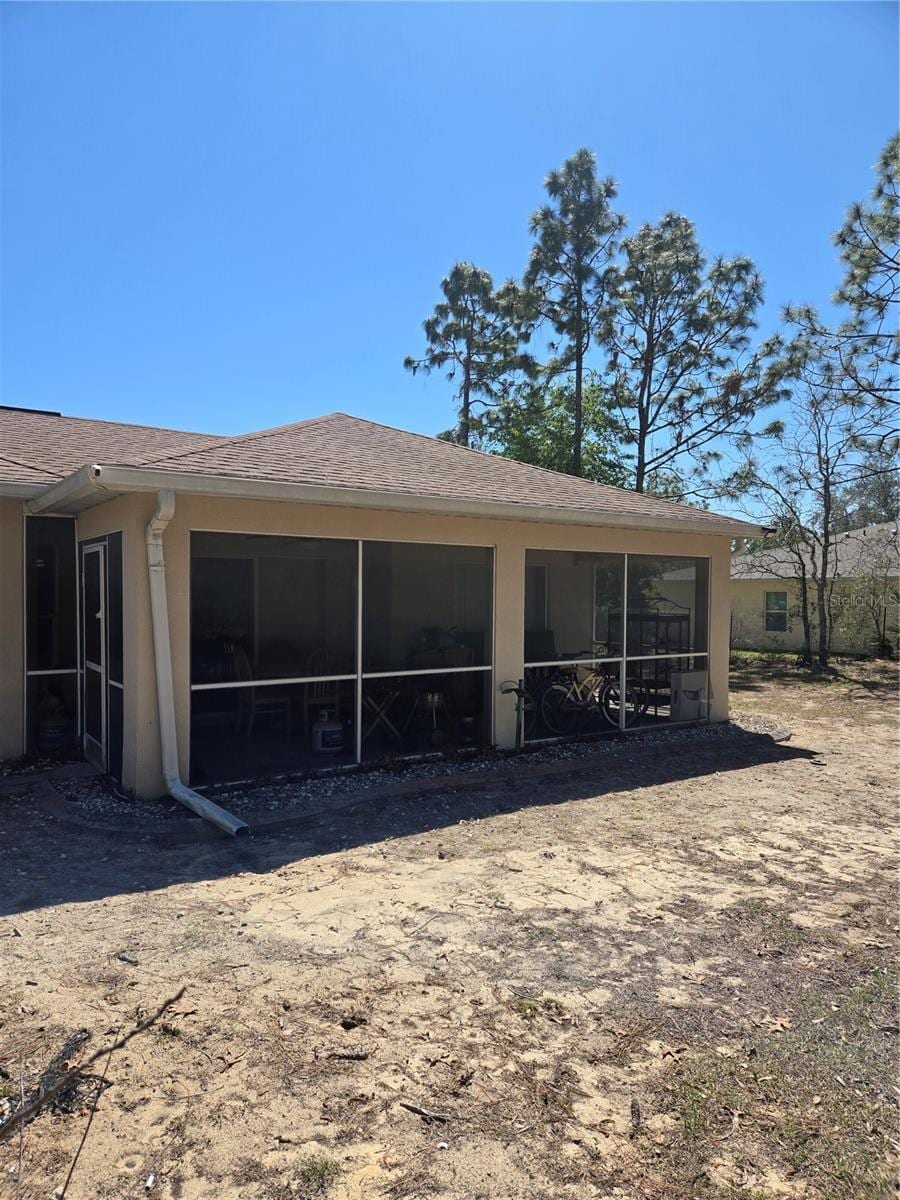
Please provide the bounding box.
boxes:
[785,132,899,421]
[603,213,771,494]
[524,150,624,477]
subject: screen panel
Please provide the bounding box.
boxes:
[26,517,77,672]
[191,533,357,683]
[362,542,493,675]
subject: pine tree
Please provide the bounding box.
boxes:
[524,150,624,477]
[603,213,772,494]
[786,133,899,421]
[404,263,531,447]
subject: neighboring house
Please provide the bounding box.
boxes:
[731,523,900,656]
[1,404,761,826]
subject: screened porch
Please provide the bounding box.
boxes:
[188,532,493,785]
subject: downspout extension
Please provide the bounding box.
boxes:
[146,490,248,837]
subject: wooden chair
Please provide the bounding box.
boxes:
[302,648,341,733]
[231,644,292,737]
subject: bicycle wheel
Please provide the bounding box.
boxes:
[540,680,580,736]
[599,679,641,728]
[628,675,650,719]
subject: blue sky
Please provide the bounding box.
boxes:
[2,2,897,439]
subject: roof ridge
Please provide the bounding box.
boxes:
[143,411,342,468]
[838,520,898,537]
[321,413,726,516]
[143,410,731,523]
[148,409,628,495]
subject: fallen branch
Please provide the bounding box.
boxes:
[59,1028,119,1197]
[0,987,186,1143]
[15,1064,23,1200]
[408,912,444,936]
[399,1100,449,1124]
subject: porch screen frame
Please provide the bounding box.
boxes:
[523,549,711,742]
[188,530,495,782]
[22,513,79,757]
[77,531,125,782]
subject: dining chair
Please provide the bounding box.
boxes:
[231,644,292,737]
[302,647,341,733]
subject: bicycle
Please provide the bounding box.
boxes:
[539,658,647,736]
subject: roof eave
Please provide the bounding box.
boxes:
[0,481,47,499]
[25,464,766,537]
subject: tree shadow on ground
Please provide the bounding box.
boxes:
[0,733,818,919]
[730,661,897,696]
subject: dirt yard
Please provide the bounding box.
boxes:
[1,661,897,1200]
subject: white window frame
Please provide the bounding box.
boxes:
[764,589,789,633]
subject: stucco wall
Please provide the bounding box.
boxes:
[0,499,24,760]
[731,579,804,652]
[84,492,733,798]
[730,577,896,655]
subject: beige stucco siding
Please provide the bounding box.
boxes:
[0,499,24,759]
[732,576,898,655]
[731,579,803,652]
[92,492,733,798]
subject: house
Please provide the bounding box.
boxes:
[731,523,900,656]
[1,404,762,830]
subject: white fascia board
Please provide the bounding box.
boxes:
[24,464,104,515]
[25,462,767,537]
[0,481,45,499]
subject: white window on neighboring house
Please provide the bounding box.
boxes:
[764,590,788,632]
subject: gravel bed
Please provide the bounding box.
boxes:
[16,714,785,828]
[48,775,185,823]
[210,713,785,815]
[0,753,82,779]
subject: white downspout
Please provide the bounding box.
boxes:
[146,490,248,837]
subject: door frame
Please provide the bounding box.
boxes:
[80,541,107,770]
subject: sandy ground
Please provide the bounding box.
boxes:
[0,661,896,1200]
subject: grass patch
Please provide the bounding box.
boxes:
[295,1156,340,1197]
[177,924,210,947]
[730,649,805,665]
[16,886,44,909]
[656,970,896,1198]
[154,1022,182,1039]
[723,898,816,950]
[509,994,568,1021]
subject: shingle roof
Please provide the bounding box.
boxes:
[732,523,900,581]
[2,406,758,533]
[138,411,750,531]
[0,406,223,484]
